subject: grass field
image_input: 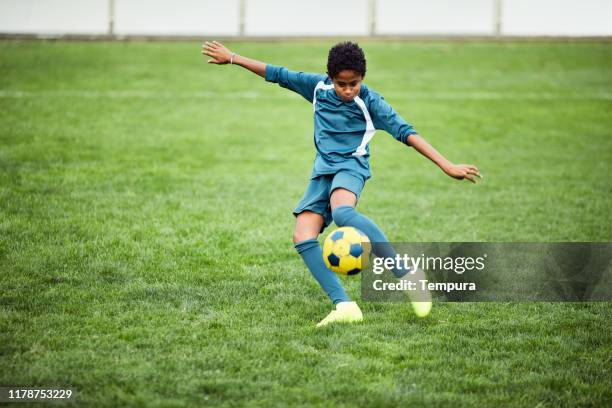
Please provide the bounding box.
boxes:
[1,40,611,407]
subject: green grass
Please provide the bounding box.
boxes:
[1,40,611,407]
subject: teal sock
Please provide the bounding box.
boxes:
[332,205,409,278]
[295,238,351,305]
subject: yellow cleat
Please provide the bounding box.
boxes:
[316,301,363,327]
[400,267,433,318]
[411,300,432,318]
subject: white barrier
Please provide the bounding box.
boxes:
[376,0,496,35]
[245,0,369,36]
[502,0,612,36]
[0,0,108,35]
[0,0,610,37]
[114,0,239,36]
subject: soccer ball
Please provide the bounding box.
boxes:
[322,227,370,275]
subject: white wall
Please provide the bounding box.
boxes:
[502,0,612,36]
[115,0,239,36]
[377,0,496,35]
[245,0,369,36]
[0,0,108,35]
[0,0,611,37]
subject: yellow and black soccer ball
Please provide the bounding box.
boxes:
[322,227,370,275]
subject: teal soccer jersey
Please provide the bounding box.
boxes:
[265,64,418,180]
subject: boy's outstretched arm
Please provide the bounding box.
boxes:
[203,41,326,103]
[408,134,482,183]
[202,41,266,78]
[369,94,481,183]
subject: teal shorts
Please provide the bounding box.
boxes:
[293,171,366,231]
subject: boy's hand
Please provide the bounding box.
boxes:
[444,164,482,183]
[202,42,266,78]
[202,41,233,64]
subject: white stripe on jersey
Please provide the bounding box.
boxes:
[352,95,376,157]
[312,81,335,112]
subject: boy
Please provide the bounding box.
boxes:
[202,41,481,327]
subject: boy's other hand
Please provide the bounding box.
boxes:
[202,41,233,64]
[444,164,482,183]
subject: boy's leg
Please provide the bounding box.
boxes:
[330,199,406,276]
[328,175,409,278]
[330,184,432,317]
[293,211,363,326]
[293,211,350,305]
[292,174,363,326]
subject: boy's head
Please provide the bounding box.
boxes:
[327,42,366,102]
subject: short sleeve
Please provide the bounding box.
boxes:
[369,92,417,145]
[265,64,327,103]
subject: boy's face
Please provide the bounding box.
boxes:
[332,70,363,102]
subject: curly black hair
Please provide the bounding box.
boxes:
[326,42,367,79]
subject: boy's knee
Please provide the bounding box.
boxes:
[293,230,316,244]
[292,231,303,244]
[293,237,320,256]
[293,211,324,244]
[332,205,356,227]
